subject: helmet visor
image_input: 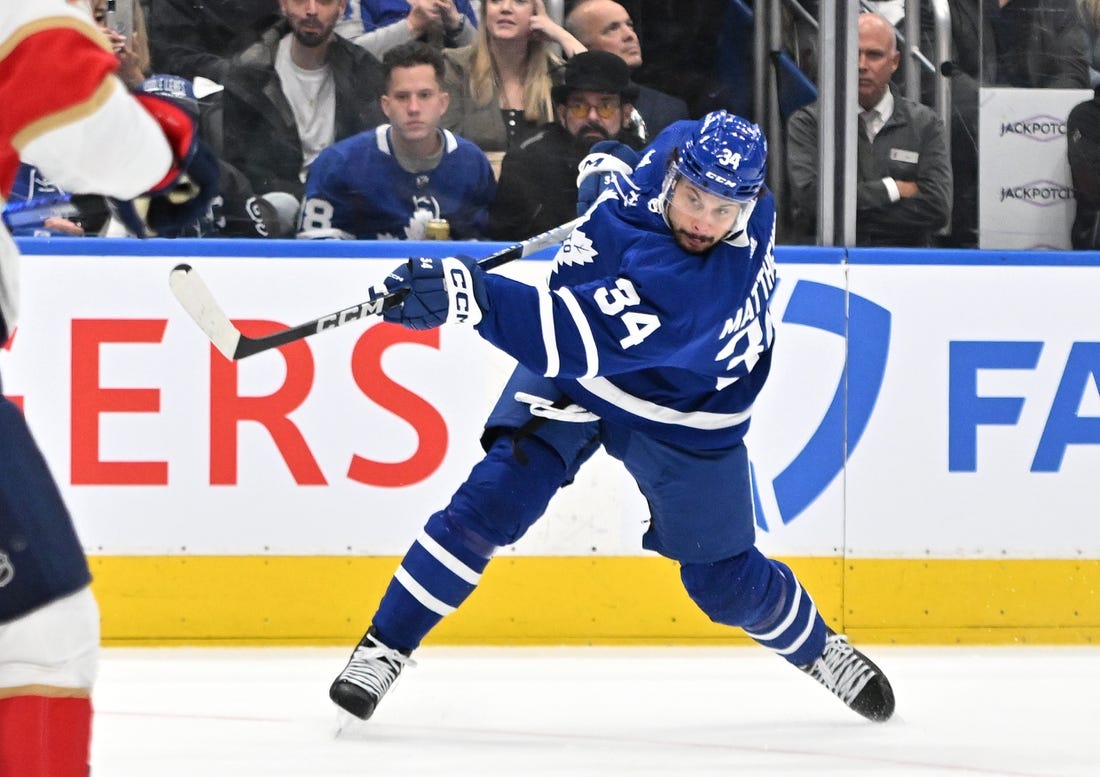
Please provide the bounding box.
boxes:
[665,177,744,253]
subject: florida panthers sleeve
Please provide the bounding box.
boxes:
[475,191,780,448]
[1,4,173,199]
[0,1,174,331]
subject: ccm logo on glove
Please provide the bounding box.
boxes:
[442,257,482,326]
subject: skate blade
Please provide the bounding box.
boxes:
[333,709,371,739]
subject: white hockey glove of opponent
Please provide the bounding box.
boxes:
[111,93,220,237]
[576,140,639,215]
[514,392,598,423]
[381,255,489,330]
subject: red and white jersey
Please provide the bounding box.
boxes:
[0,0,173,330]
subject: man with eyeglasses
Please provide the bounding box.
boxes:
[487,49,645,240]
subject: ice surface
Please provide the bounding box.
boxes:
[92,645,1100,776]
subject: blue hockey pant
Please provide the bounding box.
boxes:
[372,376,825,665]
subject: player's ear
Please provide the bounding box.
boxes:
[439,90,450,113]
[380,93,393,120]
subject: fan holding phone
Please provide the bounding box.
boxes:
[93,0,150,88]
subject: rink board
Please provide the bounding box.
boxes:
[9,238,1100,644]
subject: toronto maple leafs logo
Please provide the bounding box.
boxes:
[552,227,598,271]
[403,195,441,239]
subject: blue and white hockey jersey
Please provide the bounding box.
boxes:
[300,125,496,240]
[1,164,73,236]
[475,131,778,449]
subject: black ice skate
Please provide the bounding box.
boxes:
[329,626,415,721]
[801,631,895,722]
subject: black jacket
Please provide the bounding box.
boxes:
[148,0,282,83]
[1068,89,1100,248]
[220,22,386,199]
[488,123,643,241]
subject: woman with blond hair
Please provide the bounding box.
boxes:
[441,0,586,153]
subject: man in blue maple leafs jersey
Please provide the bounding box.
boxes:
[299,39,495,240]
[329,110,896,725]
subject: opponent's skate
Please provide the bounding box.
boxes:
[329,627,415,721]
[801,631,895,722]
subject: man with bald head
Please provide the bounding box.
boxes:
[565,0,689,139]
[785,12,952,246]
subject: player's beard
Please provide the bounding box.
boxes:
[672,228,721,254]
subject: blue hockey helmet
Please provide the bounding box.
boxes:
[673,111,767,203]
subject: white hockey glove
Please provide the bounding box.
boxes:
[381,254,489,330]
[514,392,598,423]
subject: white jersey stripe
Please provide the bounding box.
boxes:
[554,287,599,379]
[577,377,754,430]
[416,531,481,585]
[394,566,455,616]
[538,287,560,377]
[773,603,819,657]
[745,582,802,642]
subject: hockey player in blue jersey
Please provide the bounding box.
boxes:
[329,110,896,723]
[298,40,495,240]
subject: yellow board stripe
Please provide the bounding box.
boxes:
[88,556,1100,646]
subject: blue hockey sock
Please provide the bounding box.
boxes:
[740,560,827,666]
[371,510,493,653]
[681,550,827,667]
[371,434,573,652]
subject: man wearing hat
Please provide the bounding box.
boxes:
[487,49,645,241]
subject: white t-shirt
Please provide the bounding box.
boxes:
[274,35,336,181]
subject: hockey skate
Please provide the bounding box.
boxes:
[330,627,415,721]
[801,631,895,722]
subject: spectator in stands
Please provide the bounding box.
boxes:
[786,12,952,246]
[564,0,689,140]
[2,0,155,237]
[488,50,643,240]
[924,0,1089,246]
[338,0,480,57]
[92,0,151,88]
[1067,87,1100,247]
[982,0,1090,89]
[147,0,282,84]
[1080,0,1100,85]
[220,0,387,201]
[299,41,495,239]
[1,165,110,238]
[440,0,587,153]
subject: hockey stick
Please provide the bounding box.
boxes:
[169,217,583,360]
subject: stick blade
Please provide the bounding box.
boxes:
[169,263,242,360]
